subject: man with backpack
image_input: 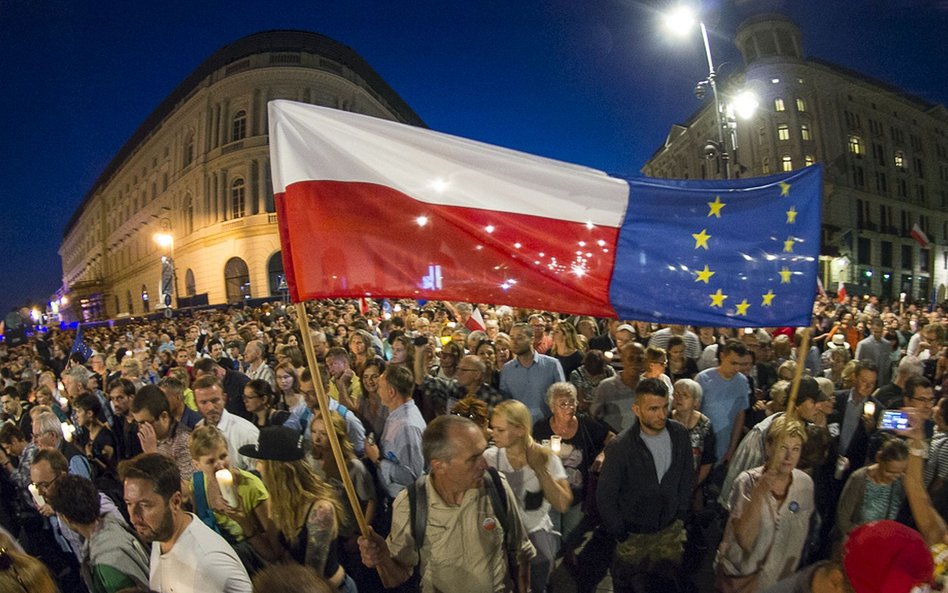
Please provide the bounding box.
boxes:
[358,414,536,592]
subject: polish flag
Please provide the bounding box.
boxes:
[268,101,822,327]
[837,281,847,304]
[465,307,486,332]
[912,223,930,248]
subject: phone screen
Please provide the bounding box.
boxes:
[878,410,909,431]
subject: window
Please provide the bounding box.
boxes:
[857,199,871,229]
[141,285,150,314]
[897,178,908,198]
[881,241,893,267]
[184,195,194,235]
[268,252,285,295]
[762,157,770,174]
[875,172,888,194]
[805,155,815,167]
[914,158,925,178]
[774,98,785,112]
[231,110,247,142]
[901,210,910,235]
[185,269,196,297]
[845,111,861,129]
[231,178,246,219]
[224,257,252,303]
[801,124,812,141]
[848,135,863,156]
[183,133,194,167]
[857,238,871,265]
[902,245,913,269]
[796,98,806,112]
[777,124,790,141]
[853,165,865,188]
[781,155,793,172]
[872,143,885,167]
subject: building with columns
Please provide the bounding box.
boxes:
[59,30,423,322]
[643,14,948,303]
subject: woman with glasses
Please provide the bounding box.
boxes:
[488,399,571,593]
[533,382,614,548]
[244,379,290,430]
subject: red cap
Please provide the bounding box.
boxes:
[844,520,933,593]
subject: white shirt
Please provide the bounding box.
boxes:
[200,409,259,471]
[150,513,252,593]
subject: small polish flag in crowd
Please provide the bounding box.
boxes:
[837,281,847,304]
[465,307,486,332]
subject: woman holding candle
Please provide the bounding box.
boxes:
[240,425,357,593]
[487,399,571,593]
[188,425,280,570]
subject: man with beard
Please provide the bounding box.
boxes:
[590,342,647,433]
[123,452,251,593]
[500,323,564,425]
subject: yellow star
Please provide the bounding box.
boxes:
[709,289,728,308]
[762,290,776,306]
[694,265,715,283]
[779,267,792,284]
[779,181,791,197]
[692,229,711,250]
[786,206,798,224]
[707,196,725,218]
[784,237,795,253]
[735,299,751,316]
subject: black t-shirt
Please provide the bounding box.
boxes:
[533,414,610,502]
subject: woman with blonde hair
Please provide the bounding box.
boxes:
[550,321,584,380]
[487,399,572,593]
[0,546,60,593]
[240,426,356,592]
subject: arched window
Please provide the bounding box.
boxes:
[267,252,285,295]
[224,257,251,303]
[126,290,134,314]
[185,269,196,296]
[183,132,195,167]
[774,98,785,112]
[781,155,793,172]
[232,110,247,142]
[231,178,246,219]
[777,124,790,141]
[184,194,194,235]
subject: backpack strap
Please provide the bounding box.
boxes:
[408,473,428,552]
[484,466,510,540]
[192,472,222,535]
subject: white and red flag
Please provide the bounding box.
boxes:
[268,101,822,327]
[912,223,930,248]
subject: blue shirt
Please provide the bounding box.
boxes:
[695,368,749,463]
[378,399,426,499]
[500,352,565,425]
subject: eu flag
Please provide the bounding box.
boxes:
[610,165,822,328]
[70,325,94,363]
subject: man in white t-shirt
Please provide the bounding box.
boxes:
[122,453,251,593]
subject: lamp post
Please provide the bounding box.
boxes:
[665,7,757,179]
[153,219,177,309]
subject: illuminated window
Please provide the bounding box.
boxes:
[796,98,807,112]
[231,178,246,219]
[805,155,815,166]
[894,151,905,169]
[782,155,793,172]
[849,135,863,156]
[778,124,790,141]
[774,98,785,112]
[231,110,247,142]
[801,124,812,141]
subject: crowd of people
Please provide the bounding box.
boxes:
[0,292,945,593]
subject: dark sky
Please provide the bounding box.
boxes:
[1,0,946,315]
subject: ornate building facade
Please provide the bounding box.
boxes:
[59,31,423,321]
[643,14,948,302]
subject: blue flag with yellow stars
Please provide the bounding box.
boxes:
[610,165,821,328]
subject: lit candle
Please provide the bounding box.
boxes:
[215,469,238,508]
[863,401,876,417]
[550,435,562,454]
[28,484,45,508]
[61,422,75,443]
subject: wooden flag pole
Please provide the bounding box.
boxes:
[296,303,370,536]
[784,327,812,419]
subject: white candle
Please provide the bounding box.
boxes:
[863,401,876,417]
[215,469,238,508]
[28,484,45,508]
[550,435,562,454]
[61,422,75,443]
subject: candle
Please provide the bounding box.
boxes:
[863,401,876,417]
[28,484,45,508]
[215,469,238,508]
[550,435,562,454]
[61,422,75,443]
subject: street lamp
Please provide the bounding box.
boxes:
[152,221,177,309]
[665,6,758,179]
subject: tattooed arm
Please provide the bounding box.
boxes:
[304,499,338,576]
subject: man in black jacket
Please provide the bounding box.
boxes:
[597,377,695,593]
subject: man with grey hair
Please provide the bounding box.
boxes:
[854,317,893,386]
[32,411,93,479]
[500,323,564,424]
[359,414,535,593]
[875,354,923,409]
[243,340,276,390]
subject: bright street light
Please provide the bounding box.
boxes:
[664,6,696,36]
[153,232,173,249]
[730,90,760,120]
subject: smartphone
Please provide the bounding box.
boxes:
[878,410,909,431]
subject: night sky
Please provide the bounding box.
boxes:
[1,0,946,315]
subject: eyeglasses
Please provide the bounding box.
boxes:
[910,395,935,405]
[556,400,578,409]
[32,472,61,493]
[457,367,480,373]
[0,548,27,593]
[451,411,480,421]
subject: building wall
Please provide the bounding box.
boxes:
[59,31,423,321]
[642,14,948,303]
